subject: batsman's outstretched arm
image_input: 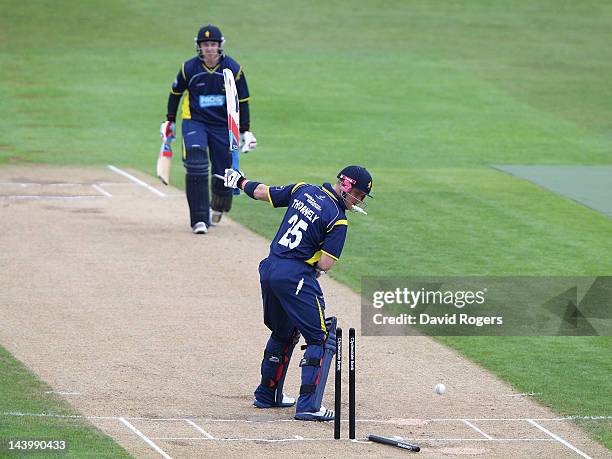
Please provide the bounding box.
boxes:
[224,168,268,201]
[241,180,269,201]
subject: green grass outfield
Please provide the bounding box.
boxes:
[1,0,611,450]
[0,347,130,458]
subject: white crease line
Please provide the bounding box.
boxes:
[386,438,555,443]
[0,182,83,187]
[410,438,555,442]
[152,437,331,443]
[527,419,592,459]
[92,184,112,197]
[1,195,105,200]
[107,165,166,197]
[148,436,554,442]
[210,437,313,443]
[119,417,172,459]
[185,419,215,439]
[463,419,493,440]
[150,438,212,440]
[4,412,610,422]
[127,416,612,422]
[430,417,612,422]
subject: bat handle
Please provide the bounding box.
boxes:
[231,150,240,195]
[160,142,173,157]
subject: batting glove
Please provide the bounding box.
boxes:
[239,131,257,153]
[160,121,176,143]
[224,168,245,189]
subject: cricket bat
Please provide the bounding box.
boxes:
[223,68,240,195]
[368,435,420,452]
[156,142,172,185]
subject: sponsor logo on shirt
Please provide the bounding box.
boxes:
[199,95,225,108]
[303,193,322,211]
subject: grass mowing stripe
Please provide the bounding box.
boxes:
[0,347,131,458]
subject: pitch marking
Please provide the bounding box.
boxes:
[185,419,215,439]
[107,165,166,197]
[119,417,172,459]
[463,419,494,440]
[527,419,592,459]
[92,184,112,197]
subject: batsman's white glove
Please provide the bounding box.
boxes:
[224,168,245,189]
[160,121,176,143]
[239,131,257,153]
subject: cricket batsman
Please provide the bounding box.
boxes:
[161,24,257,234]
[224,165,373,421]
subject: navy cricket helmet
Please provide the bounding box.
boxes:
[197,24,223,43]
[195,24,225,58]
[337,165,373,197]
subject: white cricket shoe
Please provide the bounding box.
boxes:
[294,406,334,421]
[192,222,208,234]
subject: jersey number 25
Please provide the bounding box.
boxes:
[278,215,308,249]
